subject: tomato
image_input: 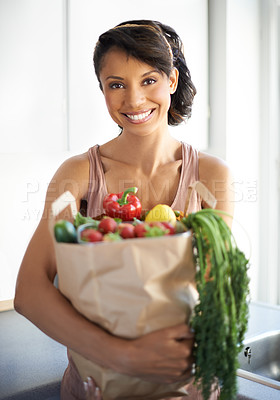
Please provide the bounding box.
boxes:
[134,223,148,238]
[118,223,135,239]
[80,229,103,242]
[160,221,176,235]
[54,220,77,243]
[98,217,118,234]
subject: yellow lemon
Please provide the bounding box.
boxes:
[145,204,177,226]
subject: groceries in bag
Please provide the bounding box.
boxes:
[51,186,250,400]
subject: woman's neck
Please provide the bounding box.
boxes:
[108,130,181,175]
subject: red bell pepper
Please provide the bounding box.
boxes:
[103,187,142,221]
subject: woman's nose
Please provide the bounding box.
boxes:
[125,87,145,109]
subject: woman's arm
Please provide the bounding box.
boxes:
[199,152,235,227]
[14,154,112,365]
[14,154,194,384]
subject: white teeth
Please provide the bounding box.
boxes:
[126,110,152,121]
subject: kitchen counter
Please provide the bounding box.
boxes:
[0,309,67,400]
[1,301,279,400]
[237,301,280,400]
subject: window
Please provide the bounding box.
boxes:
[209,0,280,305]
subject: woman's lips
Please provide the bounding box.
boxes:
[123,109,154,124]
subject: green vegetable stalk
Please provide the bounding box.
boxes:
[182,209,250,400]
[74,212,99,228]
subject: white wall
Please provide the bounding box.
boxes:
[0,0,70,301]
[0,152,71,300]
[0,0,67,152]
[0,0,208,301]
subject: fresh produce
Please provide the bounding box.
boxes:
[53,199,250,400]
[54,220,77,243]
[80,229,103,242]
[133,222,148,238]
[160,221,176,235]
[98,217,118,234]
[145,204,177,226]
[103,232,123,242]
[74,212,99,228]
[118,223,136,239]
[103,187,142,221]
[182,209,250,400]
[174,210,185,220]
[141,221,170,237]
[54,213,178,243]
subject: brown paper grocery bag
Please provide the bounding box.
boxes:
[50,191,198,400]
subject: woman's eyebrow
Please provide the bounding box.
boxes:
[105,70,160,81]
[142,69,160,77]
[105,75,124,81]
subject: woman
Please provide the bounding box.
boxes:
[14,20,233,399]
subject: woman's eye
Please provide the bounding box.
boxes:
[110,83,124,89]
[143,78,156,86]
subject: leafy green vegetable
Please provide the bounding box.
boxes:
[103,232,123,242]
[144,225,167,237]
[113,217,123,224]
[74,212,99,228]
[182,209,250,400]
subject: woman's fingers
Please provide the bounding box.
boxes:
[166,323,195,341]
[120,324,195,383]
[84,377,102,400]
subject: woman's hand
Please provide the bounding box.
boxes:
[112,323,195,384]
[83,324,194,399]
[84,378,102,400]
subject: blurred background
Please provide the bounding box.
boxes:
[0,0,279,307]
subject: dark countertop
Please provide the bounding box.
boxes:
[0,310,67,400]
[0,301,279,400]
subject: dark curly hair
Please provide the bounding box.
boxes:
[93,20,196,126]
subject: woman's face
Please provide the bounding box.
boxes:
[99,48,178,136]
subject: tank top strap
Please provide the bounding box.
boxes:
[171,142,201,214]
[87,142,201,218]
[87,145,107,218]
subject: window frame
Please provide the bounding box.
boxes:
[258,0,280,305]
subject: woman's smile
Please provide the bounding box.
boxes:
[123,108,155,124]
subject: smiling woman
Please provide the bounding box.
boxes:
[94,22,196,128]
[14,19,232,400]
[98,49,178,134]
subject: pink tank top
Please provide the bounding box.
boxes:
[87,142,201,218]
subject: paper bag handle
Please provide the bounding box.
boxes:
[48,191,78,237]
[184,181,217,215]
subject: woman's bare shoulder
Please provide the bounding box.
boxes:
[198,151,234,219]
[198,151,232,182]
[47,152,90,203]
[58,151,89,171]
